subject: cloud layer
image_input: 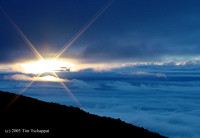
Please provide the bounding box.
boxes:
[1,64,200,137]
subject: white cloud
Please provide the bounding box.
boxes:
[1,59,200,75]
[4,74,32,81]
[4,74,68,82]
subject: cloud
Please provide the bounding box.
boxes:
[1,64,200,138]
[0,63,24,73]
[55,65,200,138]
[119,72,166,78]
[3,74,68,82]
[1,1,200,64]
[179,59,200,66]
[69,79,95,89]
[81,80,200,138]
[4,74,32,81]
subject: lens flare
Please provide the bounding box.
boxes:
[51,72,83,108]
[1,1,113,110]
[0,7,43,60]
[52,0,113,60]
[3,73,41,111]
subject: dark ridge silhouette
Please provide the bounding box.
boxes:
[0,90,167,137]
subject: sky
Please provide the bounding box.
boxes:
[1,0,200,138]
[1,0,200,64]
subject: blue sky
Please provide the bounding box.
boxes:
[1,0,200,137]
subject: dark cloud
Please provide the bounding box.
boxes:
[1,0,200,63]
[79,40,168,62]
[65,0,200,63]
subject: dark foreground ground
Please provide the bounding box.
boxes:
[0,90,167,137]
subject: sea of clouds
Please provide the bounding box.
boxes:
[1,64,200,138]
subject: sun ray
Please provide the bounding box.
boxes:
[51,72,83,108]
[52,0,113,60]
[0,6,44,60]
[0,1,113,110]
[3,73,42,111]
[17,73,42,95]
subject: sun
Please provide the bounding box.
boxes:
[21,60,75,74]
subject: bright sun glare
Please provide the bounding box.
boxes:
[21,60,74,74]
